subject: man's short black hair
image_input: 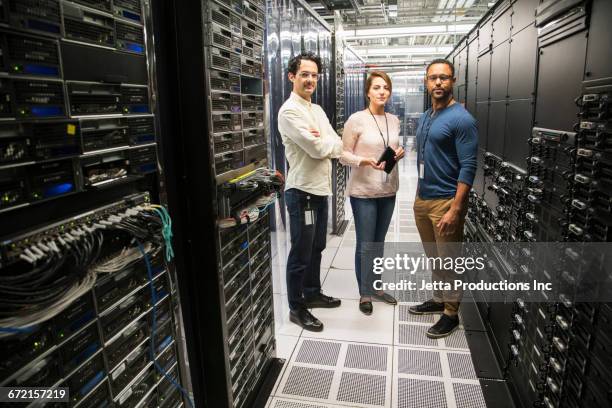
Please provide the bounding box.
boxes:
[426,58,455,77]
[288,52,322,75]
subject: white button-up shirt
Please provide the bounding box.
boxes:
[278,92,343,196]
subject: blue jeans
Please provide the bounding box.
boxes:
[285,188,328,311]
[350,195,396,296]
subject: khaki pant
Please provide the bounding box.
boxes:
[413,196,466,314]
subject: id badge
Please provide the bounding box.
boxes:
[419,161,425,179]
[304,196,314,225]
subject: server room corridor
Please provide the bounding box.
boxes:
[267,152,486,408]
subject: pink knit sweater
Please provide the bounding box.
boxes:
[340,110,401,198]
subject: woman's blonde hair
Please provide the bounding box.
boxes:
[365,71,393,100]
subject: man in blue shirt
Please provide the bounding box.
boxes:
[409,59,478,338]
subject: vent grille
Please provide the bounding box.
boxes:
[13,80,64,105]
[397,378,447,408]
[398,324,440,347]
[8,34,59,65]
[211,9,230,28]
[212,33,232,50]
[447,353,477,379]
[443,330,469,350]
[9,0,61,22]
[272,399,329,408]
[337,372,386,406]
[397,349,443,377]
[64,18,114,47]
[344,344,388,372]
[281,366,334,400]
[230,54,241,72]
[212,55,230,70]
[295,340,341,366]
[210,77,230,92]
[453,383,486,408]
[116,22,144,44]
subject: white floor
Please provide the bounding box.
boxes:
[267,153,486,408]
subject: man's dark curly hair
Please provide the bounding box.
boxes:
[288,52,322,75]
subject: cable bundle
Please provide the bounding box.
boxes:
[0,202,171,338]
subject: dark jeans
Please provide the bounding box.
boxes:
[285,188,328,311]
[350,195,396,296]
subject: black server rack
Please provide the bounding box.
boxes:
[0,1,190,407]
[150,0,282,407]
[203,0,277,406]
[449,0,612,407]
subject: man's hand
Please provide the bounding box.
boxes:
[394,147,405,161]
[359,158,385,170]
[309,129,320,138]
[436,207,460,236]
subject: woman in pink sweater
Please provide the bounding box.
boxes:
[340,71,405,315]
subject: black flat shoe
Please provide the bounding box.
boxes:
[304,293,341,308]
[290,308,324,332]
[372,292,397,305]
[426,314,459,338]
[359,301,373,315]
[409,299,444,315]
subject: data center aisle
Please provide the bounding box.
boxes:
[267,152,487,408]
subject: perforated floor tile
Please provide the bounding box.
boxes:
[336,372,386,406]
[282,366,335,400]
[447,353,478,380]
[294,339,342,366]
[397,324,439,347]
[443,329,470,350]
[397,348,443,377]
[343,344,388,372]
[271,398,337,408]
[452,383,487,408]
[397,378,447,408]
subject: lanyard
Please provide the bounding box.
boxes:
[368,107,389,149]
[420,109,435,158]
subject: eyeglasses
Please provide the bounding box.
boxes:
[298,71,320,80]
[426,74,452,82]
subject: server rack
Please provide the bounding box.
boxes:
[448,0,612,407]
[151,1,281,407]
[0,1,190,408]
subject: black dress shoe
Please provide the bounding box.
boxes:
[408,299,444,315]
[359,301,373,315]
[372,291,397,305]
[304,293,341,308]
[426,314,459,338]
[290,309,324,332]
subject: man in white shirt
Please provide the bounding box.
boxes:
[278,52,343,331]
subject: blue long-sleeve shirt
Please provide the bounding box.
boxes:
[416,103,478,199]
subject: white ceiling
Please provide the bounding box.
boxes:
[306,0,493,68]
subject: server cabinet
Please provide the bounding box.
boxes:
[504,99,534,166]
[584,0,612,82]
[478,16,493,54]
[492,0,512,47]
[507,24,537,99]
[466,36,478,115]
[476,101,490,150]
[510,0,538,34]
[534,5,588,132]
[490,39,510,101]
[487,101,507,157]
[476,51,491,102]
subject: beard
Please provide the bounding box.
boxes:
[431,88,451,100]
